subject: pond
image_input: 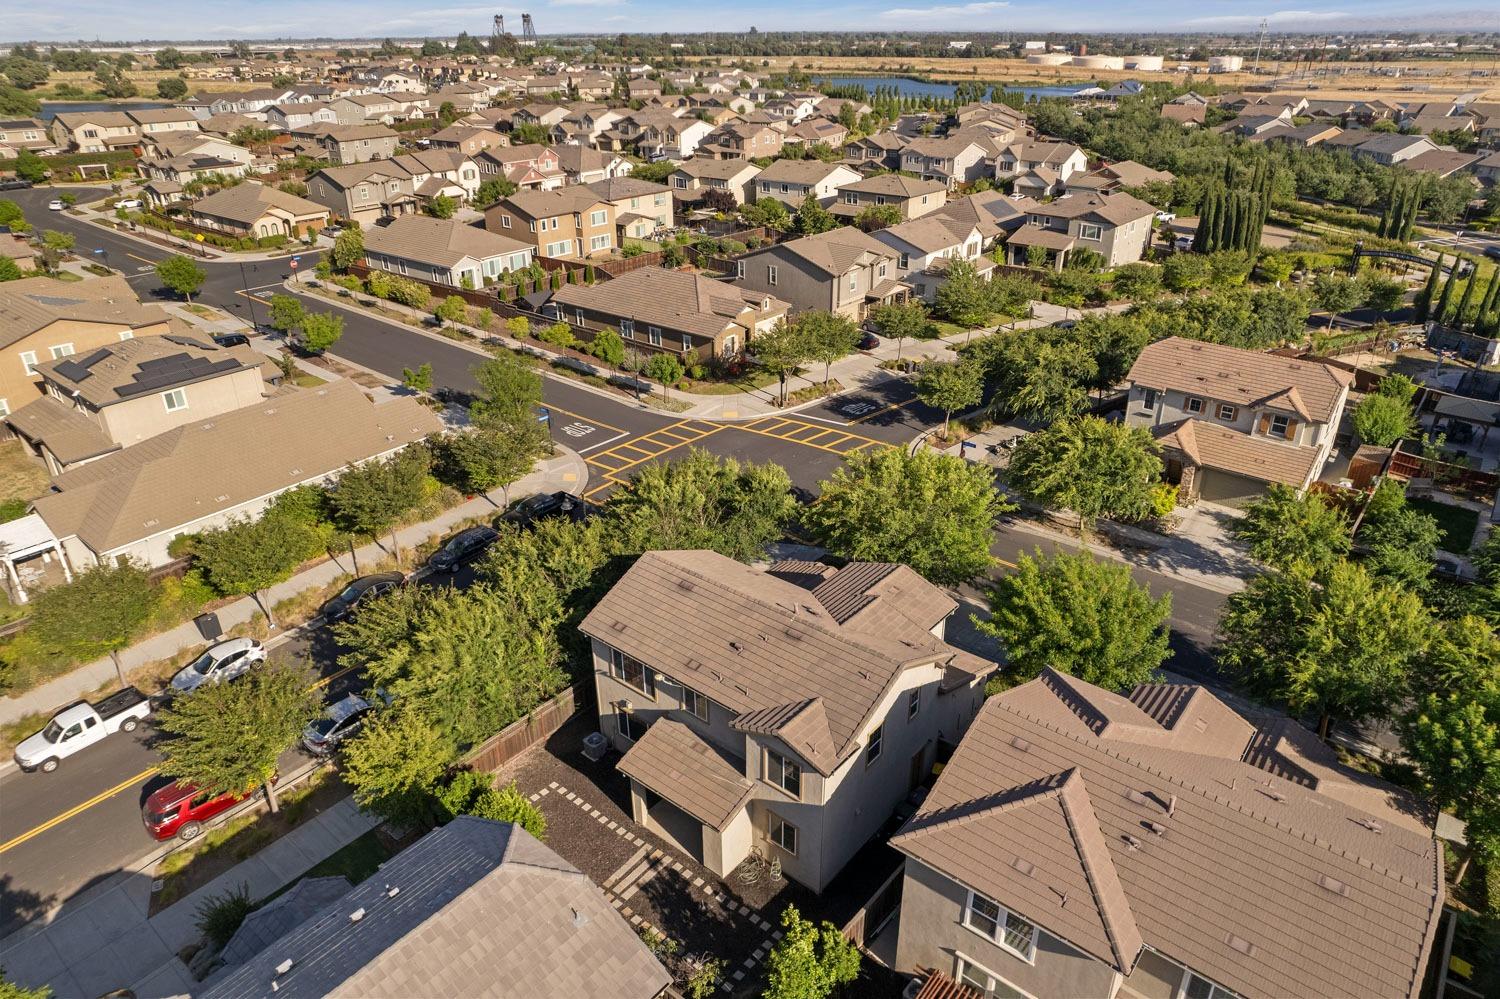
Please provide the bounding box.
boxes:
[816,75,1089,101]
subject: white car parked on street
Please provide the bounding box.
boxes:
[170,638,266,695]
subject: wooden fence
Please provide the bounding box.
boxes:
[462,682,591,773]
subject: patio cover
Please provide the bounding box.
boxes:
[617,718,753,831]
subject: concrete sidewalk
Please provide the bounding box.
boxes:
[0,447,587,726]
[0,793,376,999]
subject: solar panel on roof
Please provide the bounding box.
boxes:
[28,294,86,307]
[114,357,242,397]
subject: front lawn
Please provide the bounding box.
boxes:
[1407,497,1480,554]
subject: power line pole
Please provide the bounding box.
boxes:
[1253,17,1268,74]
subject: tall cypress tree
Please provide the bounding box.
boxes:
[1415,255,1443,323]
[1454,276,1477,330]
[1433,264,1459,327]
[1376,201,1390,239]
[1478,270,1500,331]
[1193,190,1215,253]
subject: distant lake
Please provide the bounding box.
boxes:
[38,101,172,122]
[817,75,1089,101]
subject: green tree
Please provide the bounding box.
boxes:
[154,46,185,69]
[0,200,26,230]
[427,194,457,219]
[266,294,304,334]
[751,320,808,406]
[934,258,990,327]
[341,704,453,826]
[1110,262,1162,301]
[156,76,188,100]
[590,327,625,371]
[1358,479,1442,591]
[156,661,321,812]
[1414,256,1443,324]
[979,550,1172,690]
[1433,264,1459,326]
[331,226,364,270]
[1006,417,1163,535]
[436,772,547,839]
[193,514,315,629]
[439,420,547,496]
[976,326,1097,425]
[1218,561,1432,738]
[762,905,862,999]
[474,176,517,207]
[1161,252,1210,293]
[644,351,683,399]
[805,449,1013,585]
[402,362,433,394]
[470,352,542,428]
[11,148,47,184]
[434,295,469,327]
[28,561,155,686]
[0,257,22,282]
[1312,271,1365,329]
[155,254,206,302]
[793,193,836,235]
[1233,484,1351,575]
[738,198,792,231]
[1351,392,1417,447]
[914,358,983,433]
[298,312,343,353]
[868,299,931,362]
[606,449,796,562]
[796,310,860,385]
[0,968,51,999]
[330,445,432,563]
[855,204,902,232]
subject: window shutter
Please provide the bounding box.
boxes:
[1258,414,1272,435]
[1283,418,1297,440]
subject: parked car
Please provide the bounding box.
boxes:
[142,779,266,841]
[1485,245,1500,262]
[302,692,387,755]
[857,330,881,351]
[426,526,500,573]
[114,198,142,209]
[1155,210,1177,222]
[13,689,152,773]
[169,638,266,695]
[320,571,405,622]
[47,199,63,211]
[498,491,592,529]
[0,179,32,191]
[321,225,343,238]
[212,332,251,348]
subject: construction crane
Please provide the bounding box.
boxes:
[493,13,506,38]
[521,13,538,45]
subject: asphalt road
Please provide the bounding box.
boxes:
[0,185,1230,935]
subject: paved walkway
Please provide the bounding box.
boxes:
[0,793,376,999]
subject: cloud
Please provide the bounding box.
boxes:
[1187,9,1354,25]
[880,0,1007,16]
[547,0,626,6]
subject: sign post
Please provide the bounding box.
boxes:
[290,255,300,284]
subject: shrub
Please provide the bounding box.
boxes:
[505,316,530,338]
[537,322,576,349]
[471,307,494,330]
[194,882,253,950]
[386,277,431,309]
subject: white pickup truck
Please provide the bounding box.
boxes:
[13,688,152,773]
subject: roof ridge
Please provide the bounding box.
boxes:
[1055,770,1144,971]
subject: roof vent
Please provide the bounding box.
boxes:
[1356,818,1384,833]
[1122,834,1142,851]
[1258,787,1286,803]
[349,907,366,922]
[571,906,589,928]
[1145,821,1167,836]
[1225,933,1257,957]
[784,627,803,641]
[1010,736,1031,753]
[275,959,295,976]
[611,620,627,632]
[1011,857,1035,877]
[684,658,702,672]
[1125,789,1151,807]
[1316,874,1351,898]
[729,640,743,653]
[1166,794,1177,817]
[677,578,695,592]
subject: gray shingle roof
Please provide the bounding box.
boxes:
[550,267,783,339]
[191,182,329,225]
[203,817,671,999]
[363,215,531,269]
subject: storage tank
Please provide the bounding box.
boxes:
[1072,55,1125,70]
[1209,55,1245,73]
[1026,53,1071,66]
[1125,55,1164,71]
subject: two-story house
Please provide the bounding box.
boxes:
[901,135,995,188]
[585,177,673,242]
[700,122,784,161]
[753,160,862,210]
[0,117,52,155]
[50,112,138,153]
[636,115,715,161]
[484,188,617,260]
[993,139,1089,198]
[844,131,910,173]
[319,124,400,164]
[186,182,330,240]
[1004,191,1155,270]
[124,107,201,138]
[548,267,784,362]
[307,161,419,226]
[890,667,1442,999]
[555,146,632,186]
[426,124,510,158]
[266,101,339,131]
[6,334,271,475]
[476,143,565,191]
[0,276,173,418]
[669,159,762,207]
[831,175,948,224]
[581,551,990,893]
[1125,336,1355,505]
[872,216,991,302]
[389,149,482,204]
[733,227,906,320]
[363,215,533,289]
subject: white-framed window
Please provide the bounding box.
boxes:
[865,724,883,766]
[963,892,1037,962]
[1185,396,1203,414]
[956,956,1034,999]
[648,327,663,346]
[118,330,135,341]
[618,710,648,742]
[575,310,586,325]
[736,260,746,279]
[765,748,801,798]
[19,351,38,375]
[499,215,512,228]
[49,344,75,360]
[609,647,654,697]
[589,209,607,227]
[162,388,188,412]
[768,813,798,855]
[1269,414,1290,437]
[589,234,611,252]
[0,399,9,417]
[843,193,859,205]
[766,264,778,286]
[1142,388,1158,411]
[848,273,857,292]
[620,319,634,336]
[1078,223,1103,241]
[681,685,711,722]
[907,688,921,720]
[680,333,692,351]
[898,253,910,270]
[1217,403,1237,422]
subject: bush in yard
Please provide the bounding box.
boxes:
[762,905,861,999]
[470,307,494,330]
[436,771,547,839]
[1352,392,1418,447]
[194,882,253,950]
[644,352,683,398]
[505,315,530,338]
[365,270,392,299]
[537,322,576,349]
[434,295,469,327]
[330,227,363,271]
[386,277,430,310]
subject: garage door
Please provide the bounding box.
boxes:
[1198,469,1270,508]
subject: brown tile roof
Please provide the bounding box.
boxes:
[202,817,671,999]
[809,561,956,636]
[1153,418,1321,488]
[584,176,670,202]
[35,334,263,408]
[191,182,328,224]
[1401,148,1483,176]
[1030,190,1155,226]
[0,276,170,348]
[617,719,754,829]
[755,227,896,277]
[1005,223,1077,251]
[5,395,120,465]
[550,267,784,339]
[33,380,440,554]
[1128,337,1353,424]
[498,186,606,220]
[755,159,855,186]
[876,215,978,254]
[893,669,1443,999]
[672,158,761,182]
[838,174,946,198]
[363,215,531,269]
[580,550,982,775]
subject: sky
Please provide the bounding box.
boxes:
[5,0,1499,42]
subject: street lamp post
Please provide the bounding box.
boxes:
[238,261,259,327]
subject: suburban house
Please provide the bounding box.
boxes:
[137,152,251,186]
[1126,336,1354,505]
[872,216,991,302]
[1003,191,1155,270]
[124,107,201,137]
[733,227,906,320]
[699,122,784,160]
[844,131,910,172]
[266,102,339,131]
[831,174,948,223]
[6,334,273,475]
[389,149,482,203]
[994,140,1089,198]
[0,276,173,415]
[186,182,330,240]
[484,188,617,260]
[330,92,418,125]
[929,191,1035,249]
[581,551,990,892]
[139,132,254,168]
[669,159,761,206]
[49,112,140,153]
[319,124,400,164]
[1071,160,1175,195]
[476,143,565,191]
[547,267,786,362]
[0,118,52,154]
[30,379,439,569]
[426,124,510,158]
[784,117,849,151]
[307,162,418,226]
[889,668,1442,999]
[555,145,633,186]
[635,115,715,161]
[201,818,671,999]
[584,177,673,241]
[900,135,996,188]
[363,215,534,289]
[753,160,863,210]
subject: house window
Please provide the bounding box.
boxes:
[964,892,1038,962]
[766,264,778,287]
[18,351,38,375]
[589,209,607,227]
[49,344,75,360]
[780,183,790,194]
[575,310,586,325]
[609,648,654,697]
[908,688,921,720]
[681,685,711,722]
[956,957,1033,999]
[620,319,634,336]
[589,234,611,252]
[1186,397,1203,414]
[162,388,188,412]
[648,327,663,346]
[1269,414,1290,437]
[768,814,798,855]
[1142,388,1157,411]
[0,399,8,417]
[865,724,883,766]
[618,710,648,742]
[765,749,801,798]
[878,263,887,278]
[680,333,692,352]
[736,260,746,279]
[1078,223,1103,241]
[848,274,857,292]
[1217,403,1238,422]
[499,215,512,229]
[898,253,910,270]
